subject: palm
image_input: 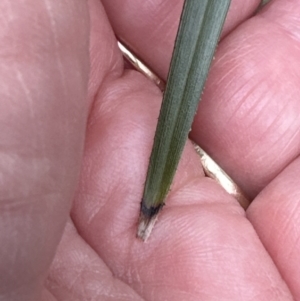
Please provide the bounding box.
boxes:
[1,0,299,300]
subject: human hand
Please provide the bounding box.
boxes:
[2,0,300,300]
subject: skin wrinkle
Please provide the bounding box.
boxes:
[259,101,298,149]
[66,265,87,293]
[270,119,299,158]
[84,194,109,226]
[212,33,255,73]
[47,224,145,301]
[277,202,300,248]
[198,77,286,191]
[199,30,268,118]
[258,13,300,56]
[244,101,286,156]
[209,64,250,115]
[150,285,203,300]
[248,287,281,301]
[260,1,300,42]
[42,0,67,97]
[15,68,36,130]
[230,55,300,168]
[222,79,265,127]
[42,0,73,162]
[285,231,300,265]
[132,209,255,292]
[227,44,265,80]
[149,1,181,39]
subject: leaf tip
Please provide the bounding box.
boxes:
[136,213,158,241]
[136,201,164,241]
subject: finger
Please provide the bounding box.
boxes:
[247,156,300,299]
[191,0,300,198]
[0,1,89,300]
[72,69,292,299]
[46,220,144,301]
[87,0,124,106]
[101,0,261,79]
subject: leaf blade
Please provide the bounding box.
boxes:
[138,0,231,240]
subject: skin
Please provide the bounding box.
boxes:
[1,0,300,300]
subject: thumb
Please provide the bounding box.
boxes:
[0,1,89,300]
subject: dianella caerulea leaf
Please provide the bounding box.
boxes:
[138,0,231,240]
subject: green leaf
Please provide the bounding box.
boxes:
[138,0,231,240]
